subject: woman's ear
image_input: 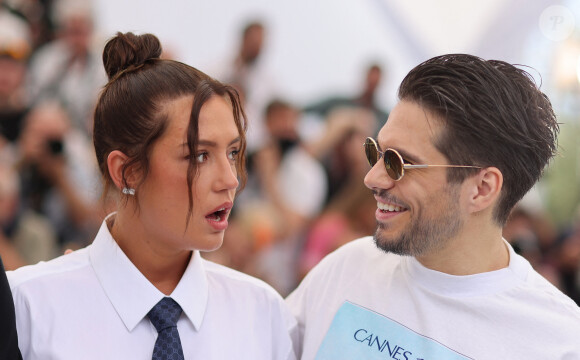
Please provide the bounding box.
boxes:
[107,150,132,191]
[466,167,503,215]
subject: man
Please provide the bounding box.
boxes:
[286,54,580,360]
[233,99,328,295]
[304,63,389,128]
[211,21,278,152]
[25,0,106,136]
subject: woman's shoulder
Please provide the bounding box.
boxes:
[7,248,91,292]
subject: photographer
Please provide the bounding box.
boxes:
[16,101,101,253]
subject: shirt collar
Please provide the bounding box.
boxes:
[403,239,530,297]
[89,215,209,332]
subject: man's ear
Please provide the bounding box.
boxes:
[107,150,134,191]
[465,167,503,215]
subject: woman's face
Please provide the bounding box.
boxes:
[135,95,241,254]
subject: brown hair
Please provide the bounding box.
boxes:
[93,32,247,221]
[398,54,558,225]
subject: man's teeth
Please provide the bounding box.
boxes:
[377,201,402,212]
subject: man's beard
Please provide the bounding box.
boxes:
[374,184,463,257]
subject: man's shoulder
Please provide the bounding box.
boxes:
[295,236,398,292]
[523,267,580,322]
[315,236,389,269]
[286,237,397,358]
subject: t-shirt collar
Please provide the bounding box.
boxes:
[403,239,531,297]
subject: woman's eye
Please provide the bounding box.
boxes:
[195,152,208,163]
[228,149,240,161]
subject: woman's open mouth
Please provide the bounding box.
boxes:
[205,202,233,231]
[206,207,228,222]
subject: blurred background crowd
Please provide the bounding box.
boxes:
[1,0,580,307]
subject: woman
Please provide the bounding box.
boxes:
[8,32,297,359]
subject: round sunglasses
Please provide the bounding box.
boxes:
[363,137,481,181]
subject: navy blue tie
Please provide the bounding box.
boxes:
[148,297,185,360]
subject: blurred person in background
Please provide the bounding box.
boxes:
[16,101,101,251]
[2,0,59,50]
[251,99,328,237]
[0,6,31,147]
[308,107,376,205]
[503,205,561,288]
[298,132,376,278]
[25,0,105,136]
[201,209,259,277]
[0,224,26,271]
[295,107,376,278]
[0,161,57,267]
[300,65,387,211]
[555,229,580,305]
[304,62,389,132]
[552,205,580,306]
[216,99,328,296]
[208,102,376,294]
[212,20,279,152]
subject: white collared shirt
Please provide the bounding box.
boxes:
[9,218,297,360]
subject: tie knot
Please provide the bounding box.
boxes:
[148,297,183,332]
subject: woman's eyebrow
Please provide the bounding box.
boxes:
[184,137,241,147]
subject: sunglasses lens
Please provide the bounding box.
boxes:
[385,149,403,180]
[364,138,378,166]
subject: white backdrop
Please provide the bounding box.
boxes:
[94,0,579,109]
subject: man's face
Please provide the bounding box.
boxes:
[363,100,465,256]
[241,26,264,64]
[0,57,26,97]
[266,106,299,141]
[62,16,92,57]
[365,67,382,94]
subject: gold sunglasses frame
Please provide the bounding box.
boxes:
[363,137,481,181]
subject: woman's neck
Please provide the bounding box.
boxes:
[108,213,192,295]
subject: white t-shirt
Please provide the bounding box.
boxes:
[26,41,107,134]
[286,236,580,360]
[277,146,327,219]
[9,218,297,360]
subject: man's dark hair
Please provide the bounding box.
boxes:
[265,99,293,120]
[398,54,558,225]
[242,21,264,39]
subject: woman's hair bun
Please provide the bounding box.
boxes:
[102,32,162,80]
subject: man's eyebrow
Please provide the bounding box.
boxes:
[395,149,423,164]
[377,141,423,164]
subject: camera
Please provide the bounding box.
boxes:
[47,138,64,155]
